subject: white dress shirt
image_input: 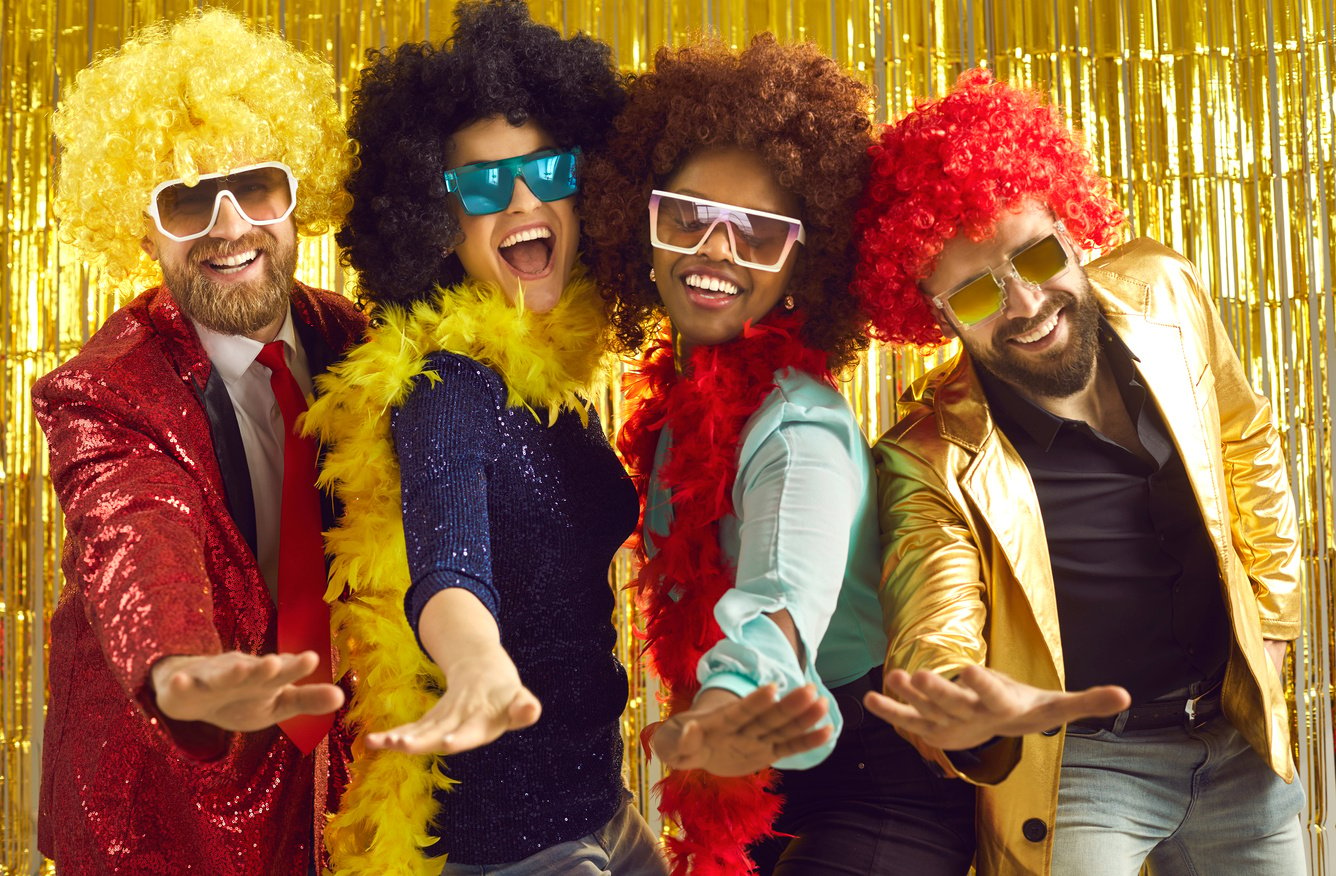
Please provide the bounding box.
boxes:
[193,310,313,600]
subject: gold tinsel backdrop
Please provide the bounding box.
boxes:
[2,0,1332,873]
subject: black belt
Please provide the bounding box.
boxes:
[1071,680,1223,734]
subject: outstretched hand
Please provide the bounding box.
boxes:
[651,684,831,777]
[365,651,541,756]
[151,650,344,732]
[863,665,1131,750]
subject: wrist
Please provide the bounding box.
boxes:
[436,643,515,681]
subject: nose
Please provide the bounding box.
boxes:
[209,193,254,240]
[506,177,542,213]
[999,272,1046,320]
[697,221,736,264]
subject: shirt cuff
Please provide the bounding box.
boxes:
[404,569,498,653]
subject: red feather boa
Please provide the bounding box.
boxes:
[618,313,832,874]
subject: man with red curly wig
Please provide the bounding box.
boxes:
[854,69,1305,875]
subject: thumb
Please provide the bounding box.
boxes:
[506,688,542,729]
[1064,685,1132,719]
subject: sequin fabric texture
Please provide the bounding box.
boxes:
[396,351,638,864]
[32,283,364,875]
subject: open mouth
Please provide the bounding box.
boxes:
[498,226,555,277]
[1009,309,1061,345]
[202,249,261,275]
[684,272,741,297]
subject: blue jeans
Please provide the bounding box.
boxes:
[1051,714,1305,875]
[436,800,668,875]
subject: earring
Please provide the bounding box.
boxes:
[649,267,657,283]
[782,295,795,311]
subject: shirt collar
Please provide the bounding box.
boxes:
[192,307,297,386]
[977,316,1140,451]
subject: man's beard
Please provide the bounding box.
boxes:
[968,275,1101,399]
[165,231,297,336]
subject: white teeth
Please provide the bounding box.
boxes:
[683,273,740,296]
[1013,311,1060,344]
[207,250,258,268]
[500,227,552,248]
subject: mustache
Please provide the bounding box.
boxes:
[995,289,1077,341]
[189,232,275,263]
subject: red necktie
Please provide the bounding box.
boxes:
[256,341,333,754]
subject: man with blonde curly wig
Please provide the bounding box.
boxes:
[853,69,1305,875]
[33,10,364,873]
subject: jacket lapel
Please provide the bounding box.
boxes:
[147,287,259,556]
[1091,269,1225,545]
[935,350,1067,676]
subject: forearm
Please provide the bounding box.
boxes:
[419,588,512,677]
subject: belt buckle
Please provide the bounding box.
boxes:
[1184,691,1208,729]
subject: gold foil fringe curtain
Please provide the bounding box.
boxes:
[2,1,1332,873]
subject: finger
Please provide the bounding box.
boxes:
[663,720,705,770]
[272,682,345,722]
[735,685,820,737]
[771,724,833,759]
[887,672,978,725]
[366,704,461,752]
[863,690,940,733]
[757,696,829,744]
[1040,686,1131,726]
[692,685,780,738]
[505,690,542,730]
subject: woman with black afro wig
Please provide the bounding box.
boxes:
[580,36,976,876]
[305,3,668,873]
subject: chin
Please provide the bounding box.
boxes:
[515,281,562,314]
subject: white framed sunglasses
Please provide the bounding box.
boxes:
[146,162,298,242]
[648,190,805,272]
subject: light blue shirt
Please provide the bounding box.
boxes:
[644,368,887,769]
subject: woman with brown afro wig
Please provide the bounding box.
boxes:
[305,2,667,874]
[581,35,975,876]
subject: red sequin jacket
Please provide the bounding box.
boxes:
[32,283,365,875]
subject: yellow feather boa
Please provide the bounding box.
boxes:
[304,271,612,875]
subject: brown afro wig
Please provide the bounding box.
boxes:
[581,34,875,370]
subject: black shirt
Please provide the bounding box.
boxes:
[978,321,1229,702]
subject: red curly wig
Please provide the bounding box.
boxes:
[852,68,1125,346]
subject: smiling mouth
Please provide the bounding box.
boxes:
[683,272,741,297]
[499,227,555,277]
[1009,309,1061,344]
[202,249,260,275]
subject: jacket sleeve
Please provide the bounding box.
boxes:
[33,368,228,755]
[1188,264,1302,641]
[874,432,1021,784]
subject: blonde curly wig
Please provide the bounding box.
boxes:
[52,8,351,289]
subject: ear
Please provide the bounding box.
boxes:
[140,236,159,261]
[922,295,958,340]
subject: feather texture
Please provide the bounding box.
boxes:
[304,271,611,875]
[618,315,831,875]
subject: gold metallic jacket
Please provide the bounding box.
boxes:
[873,238,1301,875]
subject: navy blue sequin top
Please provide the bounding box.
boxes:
[393,351,637,864]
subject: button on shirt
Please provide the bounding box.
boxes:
[977,320,1230,703]
[193,310,313,599]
